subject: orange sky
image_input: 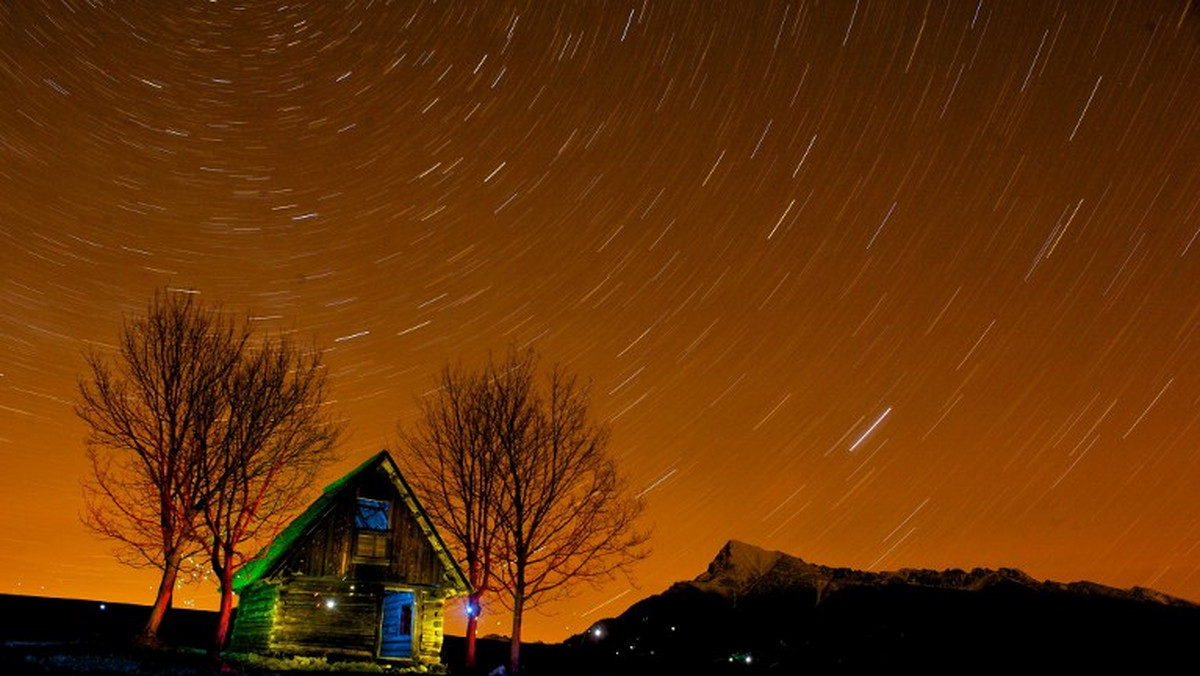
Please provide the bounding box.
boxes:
[4,0,1200,643]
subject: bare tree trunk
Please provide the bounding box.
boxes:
[509,591,523,675]
[212,566,236,656]
[465,591,480,669]
[141,548,181,644]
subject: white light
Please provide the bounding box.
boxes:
[324,598,337,610]
[849,406,892,452]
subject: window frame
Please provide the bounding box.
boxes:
[354,497,392,563]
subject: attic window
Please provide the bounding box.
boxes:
[356,498,390,531]
[355,498,391,562]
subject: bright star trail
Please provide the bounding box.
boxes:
[849,407,892,453]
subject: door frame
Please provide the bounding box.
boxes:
[377,588,417,660]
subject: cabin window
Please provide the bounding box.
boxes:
[400,604,412,635]
[356,498,390,530]
[355,498,391,561]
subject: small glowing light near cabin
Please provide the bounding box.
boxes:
[324,598,337,610]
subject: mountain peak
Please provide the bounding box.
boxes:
[713,540,786,572]
[692,541,778,588]
[689,540,827,597]
[684,540,1195,605]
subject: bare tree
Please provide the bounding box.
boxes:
[399,348,648,674]
[79,290,340,650]
[198,335,340,654]
[397,354,533,670]
[78,289,248,643]
[497,358,648,674]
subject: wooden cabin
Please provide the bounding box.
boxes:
[228,451,470,665]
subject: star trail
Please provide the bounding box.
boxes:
[3,0,1200,642]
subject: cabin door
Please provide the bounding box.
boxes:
[380,590,415,658]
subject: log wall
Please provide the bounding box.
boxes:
[228,582,277,653]
[269,578,378,658]
[415,590,446,664]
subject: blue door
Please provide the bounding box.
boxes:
[380,590,414,658]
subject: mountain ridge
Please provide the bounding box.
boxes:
[562,539,1200,673]
[687,539,1195,607]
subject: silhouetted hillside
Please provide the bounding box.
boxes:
[0,594,216,649]
[562,541,1200,673]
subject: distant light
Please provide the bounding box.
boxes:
[98,603,106,611]
[591,625,604,639]
[324,598,337,610]
[745,655,753,665]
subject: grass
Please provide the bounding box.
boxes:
[2,643,440,676]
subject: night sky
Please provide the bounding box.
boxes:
[4,0,1200,642]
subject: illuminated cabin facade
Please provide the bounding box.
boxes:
[229,451,469,665]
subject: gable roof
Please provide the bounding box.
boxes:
[232,450,470,595]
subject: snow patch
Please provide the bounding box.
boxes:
[692,540,787,595]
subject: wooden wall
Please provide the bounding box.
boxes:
[270,578,379,658]
[232,577,448,664]
[272,468,447,587]
[275,498,355,579]
[415,590,446,665]
[228,582,277,653]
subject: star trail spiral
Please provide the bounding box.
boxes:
[3,0,1200,641]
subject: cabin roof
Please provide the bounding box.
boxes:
[232,450,470,594]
